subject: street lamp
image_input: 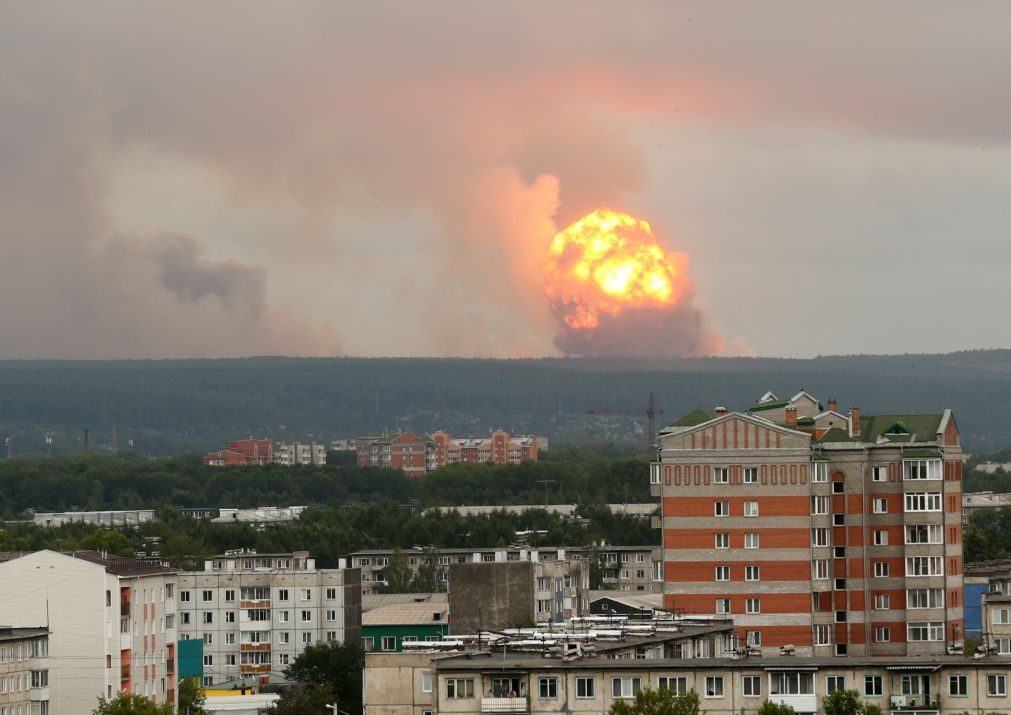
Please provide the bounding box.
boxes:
[536,479,556,508]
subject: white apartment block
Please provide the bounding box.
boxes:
[273,442,327,466]
[0,550,178,715]
[0,628,50,715]
[177,550,361,687]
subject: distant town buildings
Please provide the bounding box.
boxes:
[272,442,326,466]
[655,390,965,658]
[0,550,179,715]
[355,430,541,475]
[27,509,157,528]
[176,549,361,688]
[203,439,327,467]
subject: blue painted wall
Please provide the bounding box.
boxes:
[965,583,987,636]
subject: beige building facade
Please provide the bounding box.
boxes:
[177,549,361,687]
[0,628,49,715]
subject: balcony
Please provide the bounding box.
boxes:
[166,660,175,675]
[481,696,529,713]
[120,602,130,616]
[769,694,817,713]
[240,643,272,652]
[240,664,271,674]
[240,599,270,609]
[121,665,130,681]
[889,695,939,715]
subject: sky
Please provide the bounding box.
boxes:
[2,2,1010,359]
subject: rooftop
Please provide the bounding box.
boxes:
[363,602,448,626]
[0,627,48,643]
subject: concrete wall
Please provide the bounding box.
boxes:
[449,562,534,633]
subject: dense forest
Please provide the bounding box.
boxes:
[1,350,1009,455]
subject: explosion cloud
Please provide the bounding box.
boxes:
[545,209,720,357]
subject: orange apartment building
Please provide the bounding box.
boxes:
[203,438,273,466]
[653,391,964,658]
[356,430,539,476]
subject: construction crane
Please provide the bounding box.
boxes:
[587,392,661,452]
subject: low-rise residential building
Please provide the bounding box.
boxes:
[203,439,273,467]
[962,491,1011,524]
[273,442,326,466]
[363,600,450,653]
[355,431,541,476]
[449,559,588,632]
[0,627,49,715]
[350,545,661,597]
[27,509,157,527]
[176,550,361,688]
[0,550,178,715]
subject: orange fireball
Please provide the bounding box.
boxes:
[545,209,689,331]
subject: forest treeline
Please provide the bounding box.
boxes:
[0,452,651,517]
[2,351,1010,455]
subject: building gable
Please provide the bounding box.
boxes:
[659,412,812,451]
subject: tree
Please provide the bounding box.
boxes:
[283,640,365,714]
[270,682,335,715]
[92,694,173,715]
[863,705,883,715]
[608,687,699,715]
[178,676,207,715]
[410,548,445,593]
[380,549,413,593]
[758,702,797,715]
[821,689,890,715]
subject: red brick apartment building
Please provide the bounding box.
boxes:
[653,391,964,657]
[203,438,272,466]
[356,430,538,476]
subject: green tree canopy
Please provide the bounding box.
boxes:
[758,701,797,715]
[283,640,365,715]
[269,682,335,715]
[379,549,413,593]
[608,687,699,715]
[92,694,173,715]
[178,676,207,715]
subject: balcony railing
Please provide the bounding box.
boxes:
[481,696,528,713]
[240,643,272,652]
[120,602,130,616]
[889,695,939,714]
[240,599,270,609]
[240,664,271,674]
[120,665,130,680]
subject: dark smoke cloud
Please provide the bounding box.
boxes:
[552,305,722,359]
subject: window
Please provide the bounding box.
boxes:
[872,466,888,482]
[904,459,941,480]
[203,655,213,666]
[744,467,758,483]
[301,632,312,644]
[202,612,213,624]
[29,670,47,688]
[874,626,890,642]
[812,528,830,547]
[826,676,845,694]
[576,677,595,698]
[612,677,642,699]
[812,462,828,482]
[948,675,967,697]
[834,546,846,558]
[714,533,729,549]
[873,530,888,546]
[278,589,289,601]
[225,654,236,666]
[744,501,758,517]
[833,513,845,526]
[714,467,729,484]
[813,625,831,645]
[715,501,729,517]
[746,598,760,614]
[873,498,888,514]
[746,630,761,647]
[811,496,829,515]
[301,589,312,601]
[987,674,1007,697]
[446,678,475,699]
[715,566,729,581]
[907,622,944,641]
[224,589,234,602]
[203,634,213,645]
[278,611,289,622]
[906,524,942,544]
[301,610,312,622]
[744,532,759,549]
[908,588,944,609]
[326,588,337,599]
[225,611,235,623]
[657,676,686,694]
[715,598,730,614]
[421,671,432,693]
[201,590,212,602]
[906,556,942,577]
[772,673,814,696]
[835,610,847,623]
[326,609,337,622]
[905,492,942,512]
[835,578,846,590]
[179,591,191,603]
[746,566,760,581]
[704,676,724,698]
[180,613,190,625]
[362,637,374,651]
[279,632,290,644]
[813,559,829,580]
[650,462,662,485]
[865,676,882,696]
[225,633,235,644]
[538,677,558,699]
[742,675,761,696]
[874,593,890,610]
[873,562,889,578]
[833,481,844,494]
[381,636,396,651]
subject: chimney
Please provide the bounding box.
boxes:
[827,399,838,413]
[849,407,861,437]
[785,407,798,427]
[715,406,728,417]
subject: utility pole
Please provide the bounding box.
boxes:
[537,479,556,508]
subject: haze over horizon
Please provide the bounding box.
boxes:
[4,2,1011,360]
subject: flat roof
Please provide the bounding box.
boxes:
[0,627,48,642]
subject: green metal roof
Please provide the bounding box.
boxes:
[858,414,943,442]
[749,400,788,412]
[902,448,943,459]
[669,407,713,428]
[817,428,859,443]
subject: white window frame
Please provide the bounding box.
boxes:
[903,459,942,481]
[744,532,759,549]
[575,676,594,698]
[714,501,729,517]
[715,565,730,582]
[704,676,724,698]
[714,532,729,549]
[745,565,760,582]
[744,501,759,517]
[743,467,758,483]
[812,462,828,482]
[611,677,642,699]
[987,674,1007,697]
[714,467,729,484]
[873,498,888,514]
[746,597,760,614]
[904,492,942,512]
[742,675,762,697]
